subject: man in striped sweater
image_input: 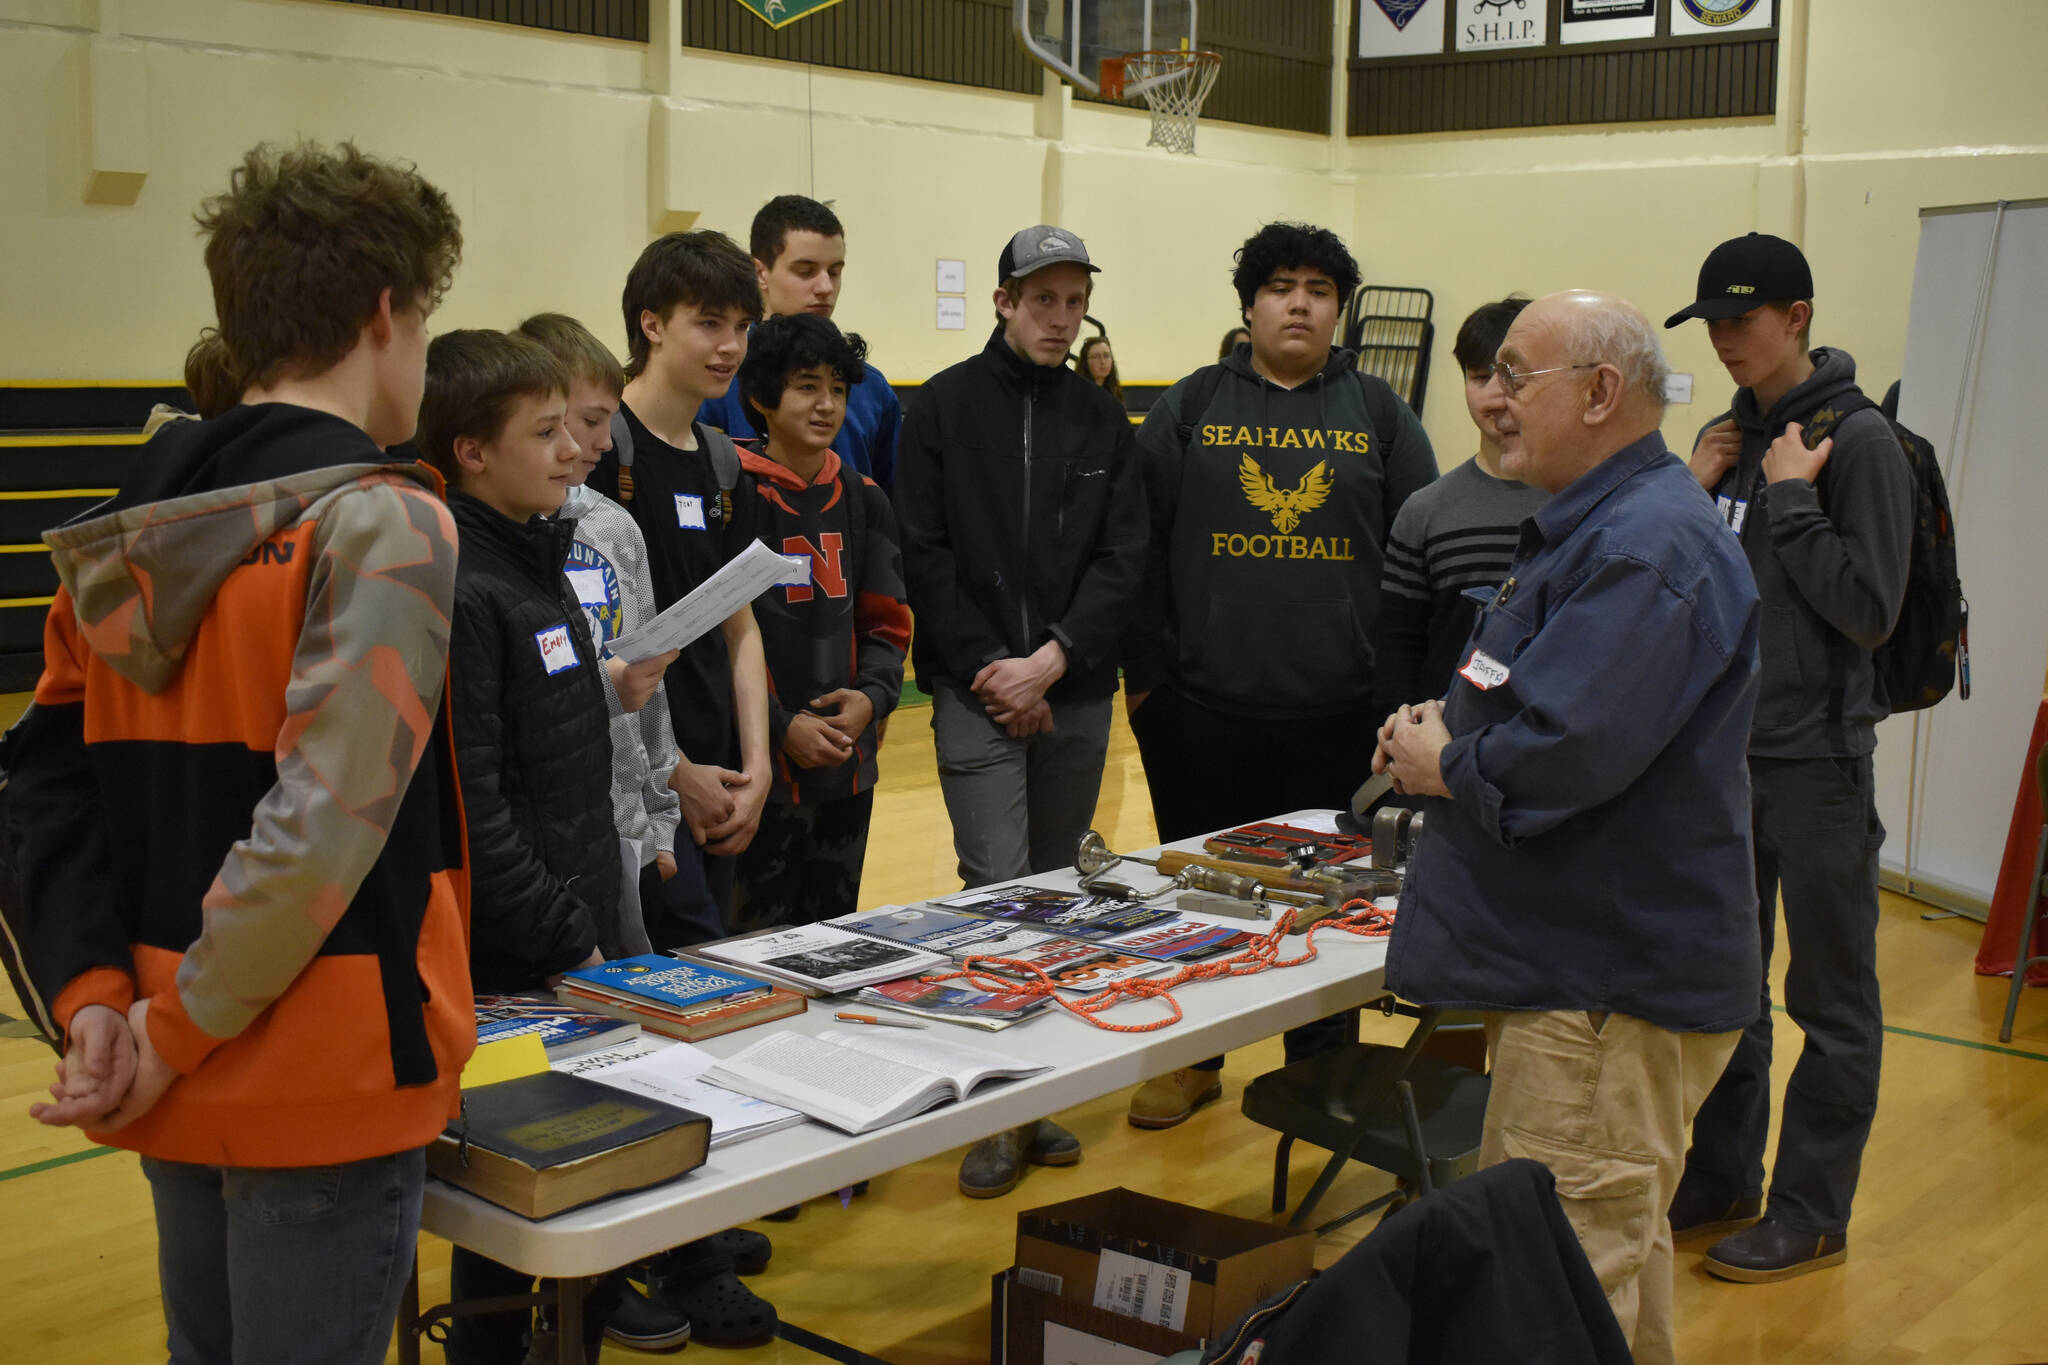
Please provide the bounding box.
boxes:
[1373,297,1551,726]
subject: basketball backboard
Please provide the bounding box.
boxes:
[1013,0,1198,97]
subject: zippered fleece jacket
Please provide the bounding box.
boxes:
[1698,347,1913,758]
[894,325,1147,703]
[1122,348,1438,719]
[5,405,473,1167]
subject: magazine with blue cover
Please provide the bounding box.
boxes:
[562,955,774,1011]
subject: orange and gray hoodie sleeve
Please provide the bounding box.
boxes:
[145,476,460,1074]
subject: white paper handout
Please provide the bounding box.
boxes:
[607,540,809,663]
[562,1037,807,1149]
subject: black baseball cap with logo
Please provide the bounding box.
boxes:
[997,225,1099,283]
[1664,232,1814,328]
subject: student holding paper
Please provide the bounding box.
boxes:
[590,231,773,944]
[416,329,639,1362]
[729,314,912,930]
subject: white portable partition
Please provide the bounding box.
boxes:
[1878,200,2048,916]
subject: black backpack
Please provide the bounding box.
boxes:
[1809,392,1969,714]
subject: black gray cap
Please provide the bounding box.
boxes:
[1665,232,1814,328]
[998,225,1099,283]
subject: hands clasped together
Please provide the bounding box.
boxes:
[31,999,178,1133]
[1372,698,1453,800]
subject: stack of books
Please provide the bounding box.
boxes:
[555,955,805,1042]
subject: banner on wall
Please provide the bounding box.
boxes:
[731,0,844,29]
[1455,0,1548,54]
[1359,0,1446,58]
[1562,0,1659,45]
[1671,0,1773,36]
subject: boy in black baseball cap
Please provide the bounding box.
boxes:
[1662,231,1914,1286]
[894,225,1144,1198]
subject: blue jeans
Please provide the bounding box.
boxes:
[142,1149,425,1365]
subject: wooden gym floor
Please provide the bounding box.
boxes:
[3,694,2046,1363]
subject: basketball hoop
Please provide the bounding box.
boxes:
[1100,49,1222,155]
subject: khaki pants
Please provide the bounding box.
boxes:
[1482,1011,1738,1365]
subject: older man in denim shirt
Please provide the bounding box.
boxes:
[1376,291,1762,1365]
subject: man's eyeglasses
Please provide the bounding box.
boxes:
[1490,361,1600,397]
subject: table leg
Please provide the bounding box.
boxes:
[396,1255,421,1365]
[556,1276,586,1365]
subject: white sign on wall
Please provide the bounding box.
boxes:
[1455,0,1548,54]
[1671,0,1772,37]
[936,297,967,331]
[1358,0,1445,58]
[935,258,966,294]
[1562,0,1659,45]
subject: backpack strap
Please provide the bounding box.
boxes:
[1804,388,1880,749]
[701,425,742,492]
[608,409,637,502]
[1172,364,1230,456]
[1352,368,1408,473]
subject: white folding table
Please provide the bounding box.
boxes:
[406,817,1391,1363]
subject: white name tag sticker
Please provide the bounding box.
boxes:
[564,567,609,610]
[534,624,579,676]
[1717,494,1749,534]
[1459,647,1510,691]
[674,493,706,530]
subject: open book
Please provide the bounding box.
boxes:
[699,1028,1051,1134]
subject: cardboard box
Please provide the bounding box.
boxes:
[1013,1187,1314,1342]
[991,1269,1202,1365]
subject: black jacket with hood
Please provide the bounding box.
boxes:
[447,493,622,992]
[894,325,1147,702]
[1122,346,1438,719]
[1697,346,1913,758]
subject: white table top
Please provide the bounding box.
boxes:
[421,814,1391,1277]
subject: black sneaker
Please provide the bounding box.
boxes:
[1668,1187,1763,1239]
[601,1279,692,1352]
[1702,1218,1848,1283]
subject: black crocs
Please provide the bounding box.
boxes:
[646,1240,779,1347]
[710,1226,772,1276]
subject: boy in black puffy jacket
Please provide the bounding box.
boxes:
[416,328,632,1363]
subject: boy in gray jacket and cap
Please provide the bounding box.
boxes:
[1664,232,1913,1284]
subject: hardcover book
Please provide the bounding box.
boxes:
[555,982,807,1043]
[426,1070,710,1219]
[560,955,772,1011]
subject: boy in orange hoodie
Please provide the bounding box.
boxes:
[6,142,469,1365]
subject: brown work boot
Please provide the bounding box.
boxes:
[1127,1068,1223,1129]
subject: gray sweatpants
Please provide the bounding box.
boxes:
[930,681,1112,888]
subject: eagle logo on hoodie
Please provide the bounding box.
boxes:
[1239,456,1333,535]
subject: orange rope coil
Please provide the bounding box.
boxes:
[921,899,1397,1033]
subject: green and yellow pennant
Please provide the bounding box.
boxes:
[732,0,845,28]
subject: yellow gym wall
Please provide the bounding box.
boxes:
[3,0,2045,468]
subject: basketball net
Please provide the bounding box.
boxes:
[1101,49,1222,156]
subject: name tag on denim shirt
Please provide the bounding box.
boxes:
[1459,647,1510,691]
